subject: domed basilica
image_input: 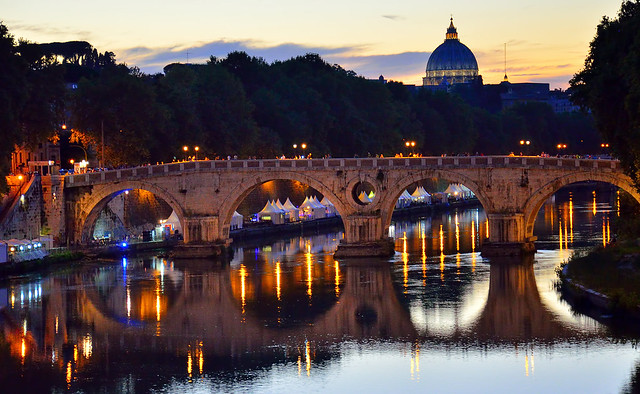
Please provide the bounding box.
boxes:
[423,18,480,86]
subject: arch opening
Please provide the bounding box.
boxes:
[527,181,638,250]
[381,171,491,252]
[523,173,640,243]
[219,174,349,241]
[78,182,186,245]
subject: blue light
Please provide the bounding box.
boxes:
[122,257,127,268]
[121,242,128,248]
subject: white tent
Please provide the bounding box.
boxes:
[320,196,338,216]
[445,184,470,200]
[300,196,326,220]
[258,201,285,224]
[231,211,244,230]
[358,191,373,204]
[311,196,327,218]
[417,187,432,204]
[396,190,413,208]
[283,198,300,222]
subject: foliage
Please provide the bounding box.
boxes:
[571,0,640,187]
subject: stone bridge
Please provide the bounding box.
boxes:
[58,156,639,257]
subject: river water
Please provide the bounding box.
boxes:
[1,184,639,393]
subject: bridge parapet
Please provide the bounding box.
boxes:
[64,156,621,188]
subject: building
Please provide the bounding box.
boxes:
[423,18,480,87]
[11,141,61,176]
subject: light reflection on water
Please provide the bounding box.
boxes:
[0,185,639,393]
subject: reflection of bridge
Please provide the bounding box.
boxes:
[55,156,639,256]
[1,258,601,387]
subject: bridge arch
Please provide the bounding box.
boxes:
[76,181,187,244]
[523,171,640,239]
[218,171,351,240]
[379,169,492,238]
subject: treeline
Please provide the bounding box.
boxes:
[0,21,603,187]
[70,52,602,165]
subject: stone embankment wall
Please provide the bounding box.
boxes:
[0,174,43,240]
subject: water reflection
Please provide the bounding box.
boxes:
[0,184,637,392]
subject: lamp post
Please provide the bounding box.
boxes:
[183,146,188,161]
[404,140,416,156]
[194,146,199,160]
[301,143,307,158]
[69,144,88,163]
[556,143,567,156]
[519,139,531,155]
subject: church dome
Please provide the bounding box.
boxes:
[423,18,479,86]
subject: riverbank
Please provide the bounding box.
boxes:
[0,249,86,279]
[559,240,640,320]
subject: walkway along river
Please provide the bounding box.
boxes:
[0,183,638,393]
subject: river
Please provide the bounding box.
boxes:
[0,183,638,393]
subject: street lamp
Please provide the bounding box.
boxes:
[404,140,416,156]
[183,146,188,160]
[194,146,199,160]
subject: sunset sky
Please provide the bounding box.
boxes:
[1,0,623,88]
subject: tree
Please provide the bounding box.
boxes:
[570,0,640,185]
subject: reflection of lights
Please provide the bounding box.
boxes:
[471,220,476,252]
[305,340,311,376]
[187,349,193,377]
[82,334,93,359]
[559,219,564,251]
[569,196,574,243]
[10,291,14,308]
[306,244,313,299]
[23,319,27,335]
[592,190,597,216]
[240,264,247,315]
[55,316,59,334]
[126,287,131,319]
[73,344,78,363]
[439,225,445,281]
[198,341,204,375]
[455,213,460,252]
[334,261,340,298]
[66,361,72,384]
[276,262,281,301]
[21,337,26,359]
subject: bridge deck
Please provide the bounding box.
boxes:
[65,156,619,187]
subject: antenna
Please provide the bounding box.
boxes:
[186,51,190,63]
[503,43,508,82]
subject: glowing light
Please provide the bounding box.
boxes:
[402,232,409,294]
[455,213,460,252]
[187,348,193,377]
[592,190,597,216]
[198,342,204,375]
[82,334,93,359]
[276,261,282,301]
[559,219,564,251]
[240,264,247,315]
[485,219,489,239]
[73,344,78,363]
[569,196,574,244]
[471,220,476,252]
[334,261,340,298]
[126,287,131,318]
[617,190,620,217]
[21,337,26,359]
[306,244,313,298]
[66,361,72,384]
[55,315,59,334]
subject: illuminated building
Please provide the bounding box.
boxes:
[423,18,480,87]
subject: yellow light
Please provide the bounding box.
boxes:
[293,144,297,149]
[69,159,74,164]
[411,141,415,147]
[276,261,281,301]
[194,146,199,152]
[334,261,340,297]
[183,146,188,152]
[61,124,67,130]
[405,141,410,147]
[240,264,247,315]
[17,175,23,181]
[301,143,307,149]
[187,349,193,377]
[66,361,72,384]
[520,140,525,145]
[21,337,26,359]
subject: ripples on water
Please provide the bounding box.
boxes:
[0,185,639,393]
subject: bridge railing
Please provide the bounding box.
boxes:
[64,156,620,187]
